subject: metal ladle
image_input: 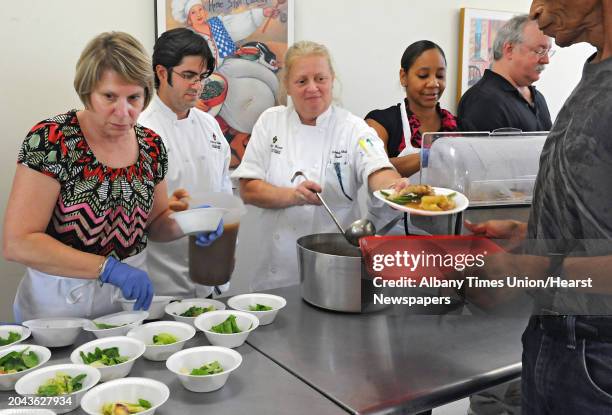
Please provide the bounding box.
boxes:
[291,171,376,246]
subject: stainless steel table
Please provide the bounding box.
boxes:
[246,285,529,414]
[0,331,346,414]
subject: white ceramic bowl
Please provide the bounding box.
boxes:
[70,336,145,382]
[15,363,101,414]
[0,325,31,351]
[0,345,52,391]
[170,207,227,235]
[227,293,286,326]
[22,318,86,348]
[194,310,259,349]
[165,298,226,327]
[126,321,195,361]
[166,346,242,392]
[117,296,176,320]
[0,409,56,414]
[83,311,148,339]
[80,377,169,415]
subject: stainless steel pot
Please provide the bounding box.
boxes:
[297,233,389,313]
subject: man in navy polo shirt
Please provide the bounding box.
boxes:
[458,15,553,133]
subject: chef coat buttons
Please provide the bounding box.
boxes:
[273,234,280,241]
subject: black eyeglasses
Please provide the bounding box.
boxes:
[171,69,212,84]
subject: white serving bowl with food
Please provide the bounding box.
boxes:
[164,298,226,327]
[227,293,286,326]
[170,207,227,235]
[126,321,195,361]
[0,344,52,391]
[194,310,259,349]
[14,363,101,414]
[116,296,175,320]
[83,311,148,339]
[70,336,146,382]
[22,318,86,348]
[166,346,242,392]
[80,377,169,415]
[0,325,31,351]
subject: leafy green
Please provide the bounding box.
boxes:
[102,399,152,414]
[248,304,273,311]
[0,331,21,346]
[211,315,241,334]
[37,372,87,396]
[179,305,215,317]
[93,322,125,330]
[80,347,129,367]
[189,360,223,376]
[152,333,178,345]
[382,191,421,205]
[0,347,39,374]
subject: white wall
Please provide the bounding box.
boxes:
[0,0,592,320]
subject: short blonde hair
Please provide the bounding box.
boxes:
[280,40,335,92]
[74,32,154,109]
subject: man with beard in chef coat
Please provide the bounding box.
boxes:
[139,28,232,299]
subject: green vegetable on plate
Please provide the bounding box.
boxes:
[80,347,129,367]
[152,333,178,345]
[0,347,39,374]
[102,398,152,415]
[0,331,21,347]
[211,315,241,334]
[189,360,223,376]
[179,305,215,317]
[37,372,87,396]
[248,304,273,311]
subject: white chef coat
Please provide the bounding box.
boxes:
[139,96,232,298]
[231,105,393,291]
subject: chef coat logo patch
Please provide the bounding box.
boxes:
[210,133,221,150]
[270,136,283,154]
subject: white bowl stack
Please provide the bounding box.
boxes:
[227,293,286,325]
[126,321,195,361]
[22,318,86,348]
[69,336,146,382]
[117,296,176,320]
[14,363,101,414]
[83,311,148,339]
[165,298,226,327]
[0,325,31,351]
[166,346,242,392]
[80,377,169,415]
[0,345,52,391]
[194,310,259,349]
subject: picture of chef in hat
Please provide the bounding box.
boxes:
[172,0,281,68]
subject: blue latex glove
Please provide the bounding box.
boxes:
[100,257,154,311]
[194,204,224,247]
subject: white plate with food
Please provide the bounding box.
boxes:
[374,185,469,216]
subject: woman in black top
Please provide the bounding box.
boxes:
[366,40,457,177]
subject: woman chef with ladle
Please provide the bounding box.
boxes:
[231,41,408,291]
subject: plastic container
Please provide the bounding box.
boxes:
[188,192,246,286]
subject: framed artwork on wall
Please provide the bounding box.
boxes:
[154,0,294,168]
[457,8,519,103]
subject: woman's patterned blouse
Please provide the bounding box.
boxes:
[17,110,168,260]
